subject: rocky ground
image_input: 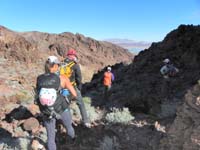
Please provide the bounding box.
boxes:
[159,83,200,150]
[0,99,169,150]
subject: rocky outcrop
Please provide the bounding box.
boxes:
[0,25,133,83]
[0,104,47,150]
[0,26,38,63]
[159,83,200,150]
[83,25,200,117]
[19,30,133,81]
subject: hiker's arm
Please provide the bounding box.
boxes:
[34,77,40,104]
[74,64,82,90]
[111,73,115,81]
[160,66,167,75]
[60,75,77,98]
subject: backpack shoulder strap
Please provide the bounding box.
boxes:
[65,61,75,70]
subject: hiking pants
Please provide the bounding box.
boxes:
[104,85,111,100]
[104,85,113,110]
[44,109,75,150]
[74,86,89,124]
[161,78,170,99]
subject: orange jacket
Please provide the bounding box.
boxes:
[103,72,112,86]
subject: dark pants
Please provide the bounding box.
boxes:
[161,78,171,99]
[104,85,113,110]
[104,85,111,100]
[74,87,89,124]
[44,109,75,150]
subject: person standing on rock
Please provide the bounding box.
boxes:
[35,56,77,150]
[103,66,115,101]
[160,58,179,79]
[160,58,179,99]
[60,49,91,128]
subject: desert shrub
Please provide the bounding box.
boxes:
[198,79,200,85]
[70,97,102,122]
[83,96,92,105]
[105,108,134,124]
[15,90,32,104]
[70,102,81,117]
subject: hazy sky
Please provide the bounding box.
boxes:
[0,0,199,42]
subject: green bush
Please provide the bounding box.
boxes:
[105,108,134,124]
[70,102,81,117]
[83,96,92,105]
[15,90,32,104]
[70,97,102,122]
[84,97,102,122]
[198,79,200,86]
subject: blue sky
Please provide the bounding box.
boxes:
[0,0,199,42]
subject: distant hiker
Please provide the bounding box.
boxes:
[160,58,179,78]
[103,66,115,100]
[160,58,179,99]
[60,49,91,128]
[35,56,77,150]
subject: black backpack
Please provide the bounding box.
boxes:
[36,73,61,118]
[167,64,179,77]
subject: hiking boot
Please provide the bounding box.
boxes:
[84,122,91,128]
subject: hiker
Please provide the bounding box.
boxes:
[160,58,179,99]
[35,56,77,150]
[60,49,91,128]
[103,66,115,100]
[160,58,179,79]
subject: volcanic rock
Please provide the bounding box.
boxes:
[23,117,39,132]
[83,25,200,117]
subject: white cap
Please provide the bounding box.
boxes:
[47,56,60,64]
[107,66,111,71]
[163,58,170,63]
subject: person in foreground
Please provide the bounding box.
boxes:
[60,49,91,128]
[35,56,77,150]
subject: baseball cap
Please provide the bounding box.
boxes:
[163,58,170,64]
[47,56,60,64]
[107,66,111,71]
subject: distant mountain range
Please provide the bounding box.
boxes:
[105,38,152,53]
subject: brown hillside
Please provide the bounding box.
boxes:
[0,25,133,104]
[19,31,133,81]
